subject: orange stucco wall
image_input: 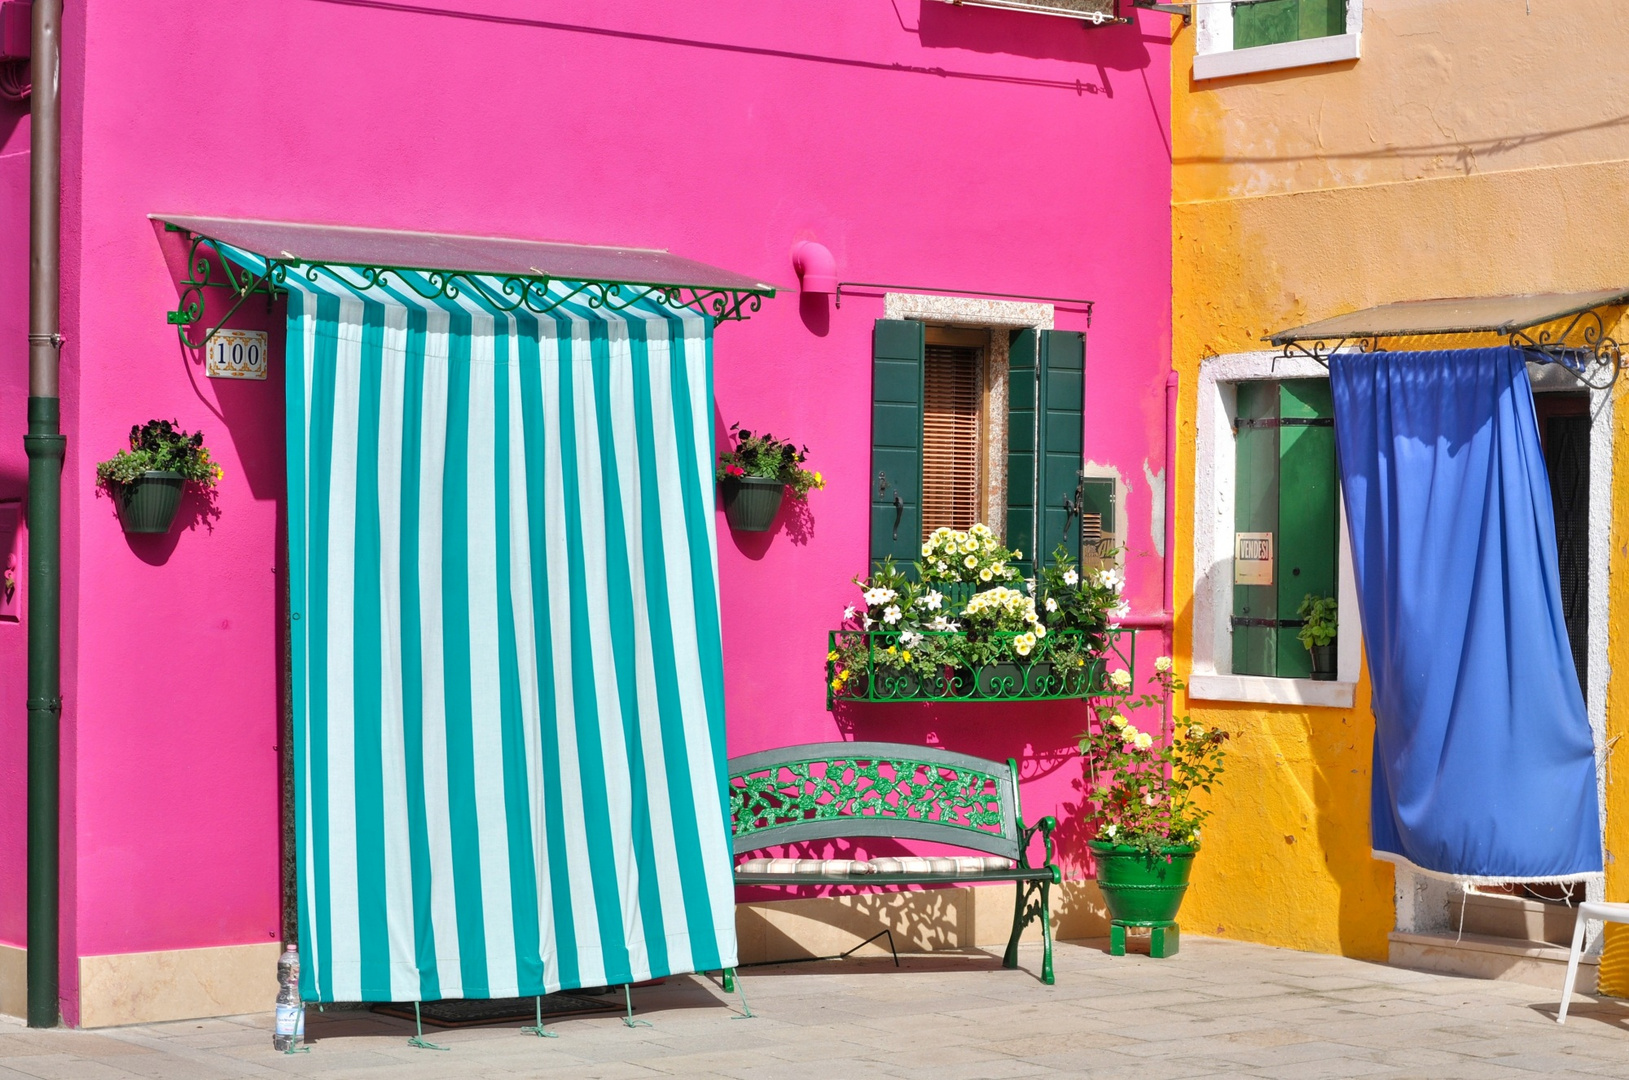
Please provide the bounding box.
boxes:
[1169,0,1629,966]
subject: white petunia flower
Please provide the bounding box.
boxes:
[1062,568,1079,587]
[843,606,858,620]
[1045,597,1059,613]
[883,605,902,625]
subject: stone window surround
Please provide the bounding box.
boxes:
[1189,351,1361,708]
[1193,0,1362,81]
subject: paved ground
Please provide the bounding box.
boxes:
[3,937,1629,1079]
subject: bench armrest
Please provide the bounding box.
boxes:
[1018,815,1062,884]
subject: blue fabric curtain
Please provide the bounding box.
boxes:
[1330,346,1601,880]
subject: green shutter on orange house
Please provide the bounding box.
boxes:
[1233,0,1345,49]
[1232,381,1280,676]
[871,319,925,569]
[1275,379,1338,678]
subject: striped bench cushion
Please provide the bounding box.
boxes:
[736,856,1017,878]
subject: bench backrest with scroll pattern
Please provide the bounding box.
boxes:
[726,741,1023,861]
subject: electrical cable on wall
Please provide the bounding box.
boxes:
[0,59,27,100]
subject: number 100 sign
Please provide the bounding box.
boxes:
[207,329,269,381]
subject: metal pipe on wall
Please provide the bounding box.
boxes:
[24,0,63,1030]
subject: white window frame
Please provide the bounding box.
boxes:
[1188,351,1360,708]
[1193,0,1362,81]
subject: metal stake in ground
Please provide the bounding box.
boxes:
[622,985,652,1029]
[408,1002,449,1051]
[520,996,560,1039]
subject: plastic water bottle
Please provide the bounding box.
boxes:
[272,945,304,1052]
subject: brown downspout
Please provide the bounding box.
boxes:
[24,0,63,1029]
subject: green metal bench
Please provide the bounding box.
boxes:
[726,741,1061,984]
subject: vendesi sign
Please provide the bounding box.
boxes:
[207,329,269,381]
[1235,532,1274,586]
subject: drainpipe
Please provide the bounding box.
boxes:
[25,0,63,1030]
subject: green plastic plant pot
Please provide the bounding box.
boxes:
[720,476,786,532]
[1089,841,1197,926]
[113,471,185,534]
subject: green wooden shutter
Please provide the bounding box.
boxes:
[1231,381,1280,676]
[871,319,925,569]
[1231,379,1338,678]
[1006,329,1038,577]
[1038,330,1086,570]
[1233,0,1345,49]
[1078,476,1117,566]
[1275,379,1338,678]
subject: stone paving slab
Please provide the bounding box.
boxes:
[3,937,1629,1078]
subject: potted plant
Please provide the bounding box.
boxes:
[1081,661,1230,958]
[1296,593,1338,681]
[919,524,1023,608]
[96,419,222,534]
[828,529,1136,703]
[715,423,824,532]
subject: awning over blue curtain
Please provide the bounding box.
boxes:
[1330,346,1601,881]
[227,247,739,1001]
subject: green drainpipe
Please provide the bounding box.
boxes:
[25,0,63,1030]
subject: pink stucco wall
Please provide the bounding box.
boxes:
[2,0,1171,1022]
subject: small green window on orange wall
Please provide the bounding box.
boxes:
[1233,0,1346,50]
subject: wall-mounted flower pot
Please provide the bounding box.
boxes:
[721,476,786,532]
[1308,642,1336,681]
[112,470,185,534]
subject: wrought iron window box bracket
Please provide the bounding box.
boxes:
[164,224,776,350]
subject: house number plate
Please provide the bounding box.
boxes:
[1234,532,1274,586]
[207,329,269,381]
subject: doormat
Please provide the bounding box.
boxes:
[373,992,621,1029]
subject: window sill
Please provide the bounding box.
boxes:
[1187,673,1355,708]
[1193,32,1360,81]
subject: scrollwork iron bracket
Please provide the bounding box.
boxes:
[1509,308,1623,392]
[165,225,279,350]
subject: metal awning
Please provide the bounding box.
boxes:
[1267,288,1629,389]
[154,214,777,348]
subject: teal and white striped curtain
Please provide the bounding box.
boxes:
[242,250,738,1003]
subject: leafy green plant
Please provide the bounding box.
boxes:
[1035,544,1124,652]
[95,420,222,489]
[1296,593,1338,650]
[1079,662,1231,857]
[716,423,824,498]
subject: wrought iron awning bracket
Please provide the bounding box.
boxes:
[1270,316,1622,392]
[165,225,775,345]
[1508,307,1623,391]
[1271,336,1376,367]
[165,226,279,350]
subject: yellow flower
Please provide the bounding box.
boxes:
[830,679,842,691]
[963,555,978,569]
[979,568,993,582]
[814,471,824,487]
[827,650,839,662]
[886,645,897,654]
[1134,732,1154,750]
[902,650,913,661]
[1107,712,1126,728]
[1188,724,1206,740]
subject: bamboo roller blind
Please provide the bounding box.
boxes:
[922,343,982,538]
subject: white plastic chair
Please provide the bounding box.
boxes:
[1558,901,1629,1023]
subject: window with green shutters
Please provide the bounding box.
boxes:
[1231,379,1339,679]
[871,320,1086,578]
[1233,0,1346,50]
